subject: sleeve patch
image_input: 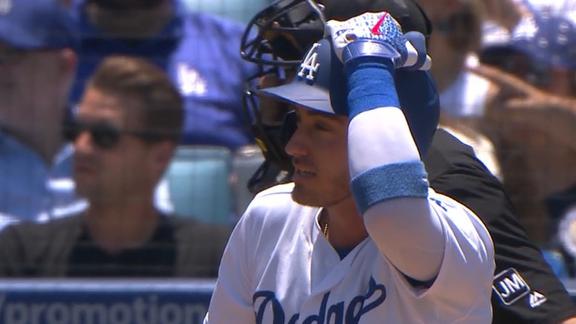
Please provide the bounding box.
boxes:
[492,268,531,306]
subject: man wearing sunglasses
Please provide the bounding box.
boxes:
[0,56,230,277]
[0,0,85,228]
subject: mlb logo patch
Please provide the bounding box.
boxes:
[493,268,530,305]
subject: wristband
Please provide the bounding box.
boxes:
[351,161,429,214]
[345,57,400,119]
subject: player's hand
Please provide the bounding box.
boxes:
[325,11,431,70]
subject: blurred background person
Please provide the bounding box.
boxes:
[477,0,576,245]
[0,56,229,277]
[0,0,85,229]
[418,0,488,117]
[69,0,259,151]
[414,0,503,179]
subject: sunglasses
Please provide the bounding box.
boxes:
[63,120,158,150]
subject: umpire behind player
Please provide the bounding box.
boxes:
[204,9,495,324]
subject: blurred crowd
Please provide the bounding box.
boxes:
[421,0,576,277]
[0,0,575,281]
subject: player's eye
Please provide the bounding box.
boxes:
[313,121,331,131]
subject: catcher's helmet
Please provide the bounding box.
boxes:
[241,0,432,67]
[240,0,326,67]
[258,38,439,156]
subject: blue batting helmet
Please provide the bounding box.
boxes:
[258,37,440,156]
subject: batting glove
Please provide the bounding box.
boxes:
[326,11,431,70]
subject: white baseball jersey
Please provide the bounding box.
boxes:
[205,183,494,324]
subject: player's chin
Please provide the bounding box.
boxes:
[291,185,324,207]
[292,182,354,208]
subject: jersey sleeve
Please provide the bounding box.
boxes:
[395,193,495,321]
[347,105,447,282]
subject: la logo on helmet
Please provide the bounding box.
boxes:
[298,42,321,82]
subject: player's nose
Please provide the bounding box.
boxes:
[284,126,307,158]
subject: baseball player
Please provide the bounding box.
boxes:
[204,11,495,323]
[239,0,576,322]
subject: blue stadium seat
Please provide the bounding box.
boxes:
[231,145,264,217]
[164,145,234,225]
[182,0,271,23]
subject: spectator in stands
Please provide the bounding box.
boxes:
[420,2,576,318]
[0,0,86,227]
[481,0,576,98]
[70,0,258,151]
[416,0,489,117]
[0,56,230,277]
[479,0,524,45]
[404,0,502,181]
[477,1,576,244]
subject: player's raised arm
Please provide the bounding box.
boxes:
[326,12,475,282]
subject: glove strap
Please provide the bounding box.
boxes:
[342,40,401,66]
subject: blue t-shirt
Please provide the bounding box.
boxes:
[0,130,87,223]
[70,0,258,150]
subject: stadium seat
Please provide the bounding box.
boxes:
[163,145,234,225]
[231,145,264,217]
[181,0,271,23]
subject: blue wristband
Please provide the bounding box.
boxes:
[351,161,429,214]
[344,56,400,119]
